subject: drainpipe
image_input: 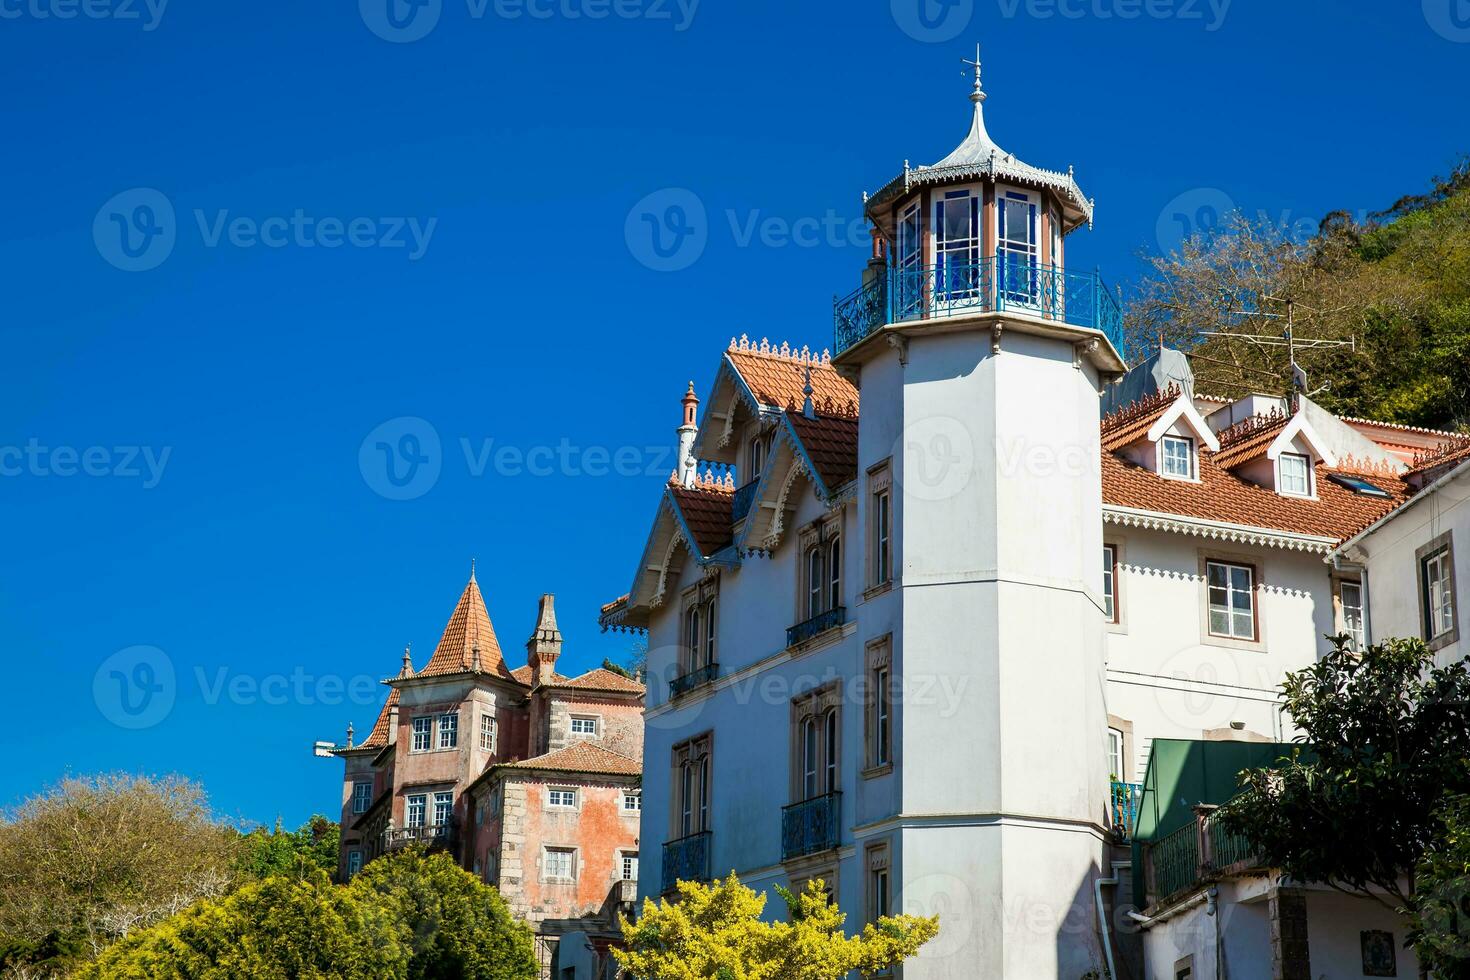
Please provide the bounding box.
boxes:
[1094,860,1130,980]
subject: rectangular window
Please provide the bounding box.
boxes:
[621,851,639,881]
[570,716,598,736]
[438,713,458,750]
[672,734,712,837]
[622,791,641,813]
[1102,544,1118,622]
[352,781,373,814]
[1207,560,1256,640]
[432,791,453,827]
[406,794,427,828]
[1161,435,1194,479]
[1280,452,1311,496]
[347,850,363,877]
[479,714,496,753]
[411,717,432,753]
[544,847,576,881]
[866,843,891,924]
[865,636,893,772]
[1107,727,1125,781]
[548,788,578,809]
[1340,581,1365,650]
[1424,547,1456,639]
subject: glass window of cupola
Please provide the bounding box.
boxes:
[934,188,981,304]
[997,187,1041,306]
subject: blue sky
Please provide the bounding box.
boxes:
[2,0,1465,827]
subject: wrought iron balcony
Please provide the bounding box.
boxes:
[731,478,760,523]
[782,791,841,860]
[1110,780,1142,841]
[384,818,456,852]
[661,830,712,894]
[669,661,719,699]
[787,606,846,648]
[1143,806,1258,905]
[834,256,1124,358]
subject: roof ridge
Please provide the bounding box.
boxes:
[728,334,833,368]
[1216,408,1289,450]
[1407,435,1470,474]
[1100,384,1181,437]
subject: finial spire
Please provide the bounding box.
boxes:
[346,721,355,748]
[802,364,816,419]
[469,557,476,583]
[962,44,985,104]
[400,643,415,677]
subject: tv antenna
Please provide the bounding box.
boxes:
[1198,294,1356,398]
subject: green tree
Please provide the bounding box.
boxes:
[234,815,340,882]
[75,871,406,980]
[348,846,539,980]
[615,873,939,980]
[1217,634,1470,963]
[0,775,238,967]
[1411,795,1470,979]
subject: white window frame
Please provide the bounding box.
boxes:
[432,790,453,827]
[411,716,432,753]
[479,713,496,753]
[352,780,373,814]
[1279,451,1312,497]
[547,787,578,809]
[569,716,598,737]
[1339,580,1365,650]
[405,793,427,828]
[1424,547,1456,640]
[620,850,639,882]
[543,846,577,882]
[622,790,641,813]
[1160,434,1195,480]
[1102,543,1118,623]
[1206,560,1256,641]
[1107,727,1125,781]
[438,712,458,750]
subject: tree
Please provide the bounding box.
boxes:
[0,775,238,965]
[74,871,407,980]
[1217,635,1470,913]
[1411,794,1470,979]
[615,873,939,980]
[347,846,539,980]
[234,815,340,882]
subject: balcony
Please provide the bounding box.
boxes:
[731,479,760,523]
[833,256,1124,358]
[385,818,456,853]
[661,830,712,894]
[1110,780,1142,841]
[787,606,846,648]
[782,792,841,860]
[669,661,719,699]
[1143,805,1259,904]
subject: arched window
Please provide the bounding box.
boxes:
[697,755,710,831]
[750,436,765,480]
[828,537,842,611]
[802,718,819,800]
[807,546,824,619]
[680,762,693,836]
[686,606,701,670]
[704,598,717,666]
[824,709,838,793]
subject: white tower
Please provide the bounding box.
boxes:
[833,49,1125,980]
[677,381,699,488]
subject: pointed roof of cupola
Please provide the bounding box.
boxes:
[865,46,1094,232]
[418,565,513,679]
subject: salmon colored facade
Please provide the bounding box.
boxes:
[321,570,643,969]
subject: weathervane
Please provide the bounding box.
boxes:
[961,44,985,103]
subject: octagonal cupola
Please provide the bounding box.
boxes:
[834,48,1123,371]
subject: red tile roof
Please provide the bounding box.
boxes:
[786,410,859,490]
[508,664,569,686]
[669,483,734,556]
[359,689,399,749]
[499,742,641,776]
[552,667,645,694]
[1211,410,1290,468]
[725,339,858,415]
[1406,436,1470,477]
[419,574,513,679]
[1100,386,1179,451]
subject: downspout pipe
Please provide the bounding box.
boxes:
[1094,861,1130,980]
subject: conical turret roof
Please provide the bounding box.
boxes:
[419,567,512,679]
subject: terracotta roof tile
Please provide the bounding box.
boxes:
[359,689,399,749]
[725,340,858,415]
[1406,437,1470,477]
[1100,386,1180,451]
[1211,411,1290,468]
[499,742,641,776]
[508,664,569,686]
[669,484,734,556]
[553,667,645,694]
[786,411,859,490]
[419,575,513,679]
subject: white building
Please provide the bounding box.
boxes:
[597,56,1469,980]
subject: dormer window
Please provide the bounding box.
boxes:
[1279,452,1311,497]
[1161,435,1195,480]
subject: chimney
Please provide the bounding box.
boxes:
[388,703,399,745]
[526,593,563,687]
[678,382,699,488]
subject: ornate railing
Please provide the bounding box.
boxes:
[385,819,456,851]
[782,792,841,860]
[786,606,846,647]
[833,256,1124,359]
[731,479,760,523]
[661,831,711,894]
[669,661,719,699]
[1110,780,1143,841]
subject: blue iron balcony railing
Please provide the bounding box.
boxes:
[782,792,841,860]
[786,606,846,647]
[661,830,712,894]
[833,256,1125,359]
[669,661,719,699]
[1110,780,1142,841]
[731,478,760,523]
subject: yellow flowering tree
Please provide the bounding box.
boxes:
[614,874,939,980]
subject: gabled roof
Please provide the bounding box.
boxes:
[509,664,569,686]
[784,410,860,491]
[360,689,398,750]
[669,478,736,556]
[497,742,642,777]
[725,340,858,415]
[1100,386,1180,451]
[418,572,513,680]
[550,667,645,695]
[1211,411,1291,469]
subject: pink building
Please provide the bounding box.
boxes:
[322,569,644,969]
